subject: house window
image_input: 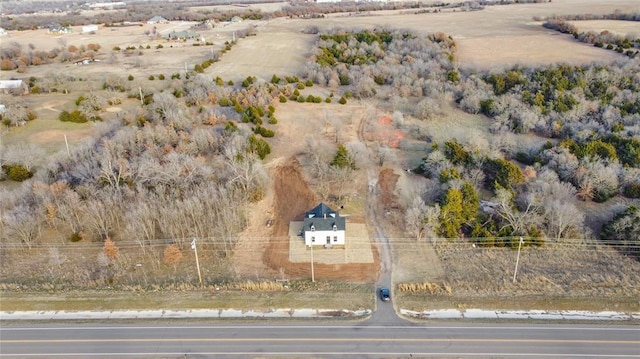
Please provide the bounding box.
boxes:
[326,236,330,243]
[311,237,315,243]
[310,225,315,232]
[333,224,337,231]
[333,236,338,242]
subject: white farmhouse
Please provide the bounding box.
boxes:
[303,203,346,247]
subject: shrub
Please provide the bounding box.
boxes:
[127,74,134,81]
[601,205,640,257]
[253,125,275,138]
[447,70,460,83]
[1,59,17,70]
[148,75,155,80]
[623,183,640,198]
[484,158,524,190]
[59,110,88,123]
[480,99,496,116]
[439,168,460,183]
[225,121,238,132]
[158,74,165,80]
[241,76,256,87]
[69,232,84,242]
[339,73,350,85]
[248,134,271,159]
[279,95,287,103]
[305,79,313,87]
[444,140,472,166]
[2,164,33,182]
[325,97,331,103]
[593,187,618,203]
[75,95,86,106]
[338,97,347,104]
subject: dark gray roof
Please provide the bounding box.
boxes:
[303,203,345,232]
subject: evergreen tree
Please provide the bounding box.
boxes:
[439,188,464,238]
[460,182,479,224]
[330,144,356,170]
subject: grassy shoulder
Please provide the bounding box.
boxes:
[396,292,640,313]
[0,282,374,312]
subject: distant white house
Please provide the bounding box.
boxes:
[303,203,346,247]
[164,30,199,41]
[48,24,72,34]
[82,24,98,33]
[147,16,167,24]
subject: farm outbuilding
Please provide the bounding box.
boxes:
[82,24,98,33]
[0,80,28,95]
[147,16,167,24]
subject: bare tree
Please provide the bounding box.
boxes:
[83,195,122,240]
[123,200,158,251]
[225,150,269,202]
[2,143,45,171]
[493,188,540,236]
[2,205,43,249]
[528,170,585,240]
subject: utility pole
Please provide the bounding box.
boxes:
[512,237,524,283]
[64,134,70,156]
[310,243,315,282]
[191,238,203,287]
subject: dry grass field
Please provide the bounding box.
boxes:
[569,19,640,37]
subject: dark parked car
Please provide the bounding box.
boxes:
[379,287,390,302]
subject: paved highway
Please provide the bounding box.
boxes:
[1,322,639,358]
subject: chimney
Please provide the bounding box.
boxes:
[324,213,326,218]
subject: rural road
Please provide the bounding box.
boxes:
[2,323,638,358]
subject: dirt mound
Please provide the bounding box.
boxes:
[378,168,401,211]
[263,157,377,282]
